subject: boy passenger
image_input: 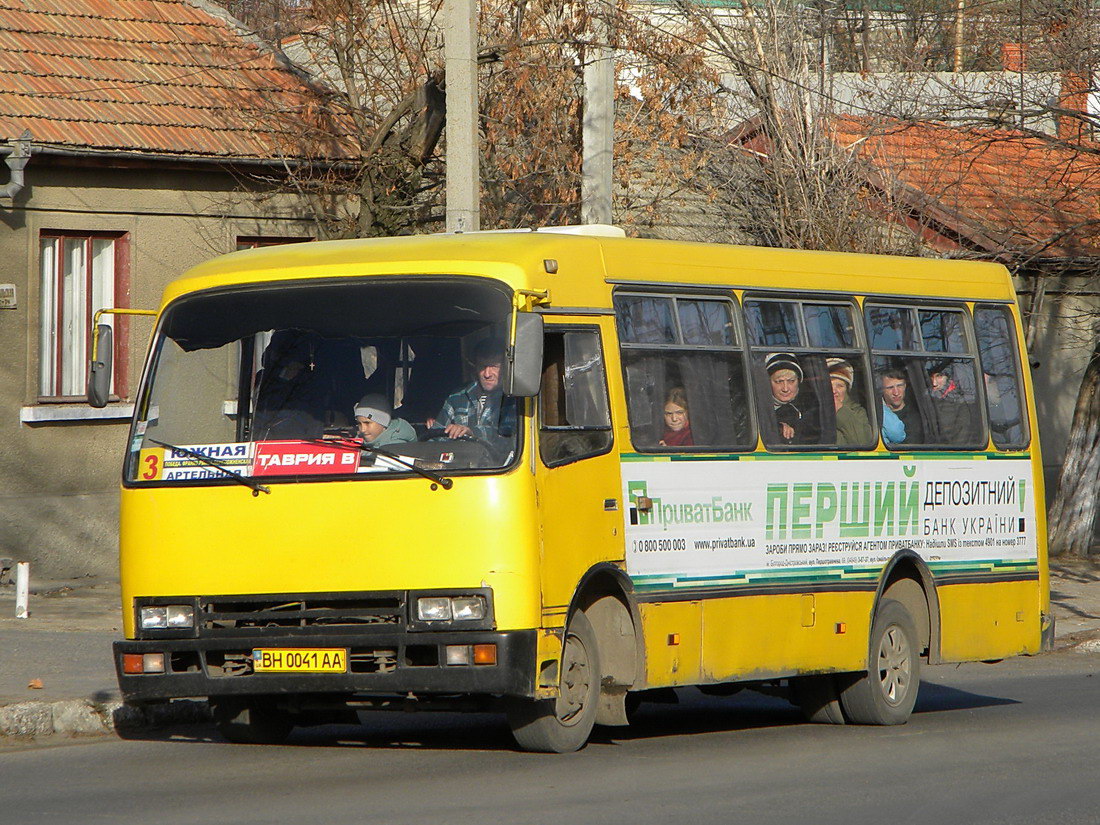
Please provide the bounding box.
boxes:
[879,368,924,445]
[354,394,416,448]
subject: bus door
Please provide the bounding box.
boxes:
[534,320,621,614]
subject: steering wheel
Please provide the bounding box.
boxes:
[454,433,495,452]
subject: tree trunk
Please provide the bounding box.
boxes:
[1047,340,1100,557]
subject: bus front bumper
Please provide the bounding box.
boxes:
[114,630,537,703]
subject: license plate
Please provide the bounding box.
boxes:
[252,648,347,673]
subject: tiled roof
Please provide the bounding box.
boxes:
[831,116,1100,260]
[0,0,355,160]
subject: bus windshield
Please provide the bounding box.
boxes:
[127,276,522,484]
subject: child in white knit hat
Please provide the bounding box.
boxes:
[354,394,416,448]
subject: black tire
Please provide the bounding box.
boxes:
[698,683,744,698]
[789,674,846,724]
[210,698,294,745]
[839,599,921,725]
[507,612,600,753]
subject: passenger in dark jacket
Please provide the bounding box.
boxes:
[766,352,820,445]
[929,364,975,444]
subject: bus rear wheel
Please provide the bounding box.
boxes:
[839,599,921,725]
[507,612,600,753]
[210,697,294,745]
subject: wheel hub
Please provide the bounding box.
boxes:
[877,625,912,706]
[556,634,592,725]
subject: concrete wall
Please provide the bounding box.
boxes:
[1020,276,1100,502]
[0,159,317,577]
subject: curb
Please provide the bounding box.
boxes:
[0,698,210,740]
[1054,627,1100,653]
[1069,638,1100,654]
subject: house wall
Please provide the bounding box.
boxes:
[0,160,317,578]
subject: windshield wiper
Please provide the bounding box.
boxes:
[149,439,271,497]
[310,438,453,490]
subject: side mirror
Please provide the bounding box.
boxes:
[87,323,113,408]
[504,313,544,397]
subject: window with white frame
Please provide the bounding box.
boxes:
[38,233,121,399]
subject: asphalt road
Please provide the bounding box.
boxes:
[2,650,1098,825]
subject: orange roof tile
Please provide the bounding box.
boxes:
[831,116,1100,260]
[0,0,356,161]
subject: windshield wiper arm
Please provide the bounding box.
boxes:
[149,439,270,496]
[310,438,452,490]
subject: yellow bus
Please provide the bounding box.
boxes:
[99,227,1050,751]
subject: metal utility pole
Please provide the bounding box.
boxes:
[582,13,613,226]
[445,0,479,232]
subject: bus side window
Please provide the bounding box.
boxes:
[869,305,984,449]
[539,328,613,467]
[975,305,1030,450]
[615,294,751,452]
[747,298,870,450]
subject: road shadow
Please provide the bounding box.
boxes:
[288,712,520,751]
[115,692,799,751]
[595,689,803,744]
[116,710,519,752]
[913,680,1019,714]
[113,680,1020,751]
[599,680,1013,744]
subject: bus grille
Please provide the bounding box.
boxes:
[198,593,405,635]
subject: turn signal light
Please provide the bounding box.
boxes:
[444,644,498,665]
[473,644,497,665]
[122,653,165,674]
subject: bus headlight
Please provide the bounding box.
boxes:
[450,597,486,621]
[416,596,486,622]
[140,604,195,629]
[417,597,453,621]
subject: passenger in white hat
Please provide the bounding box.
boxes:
[765,352,819,444]
[354,394,416,448]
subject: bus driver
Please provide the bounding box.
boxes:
[430,338,517,453]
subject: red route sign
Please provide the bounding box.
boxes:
[252,441,360,476]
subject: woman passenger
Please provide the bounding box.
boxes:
[766,352,819,444]
[827,358,872,447]
[659,387,694,447]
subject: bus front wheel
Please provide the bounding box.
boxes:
[839,599,921,725]
[210,697,294,745]
[507,612,601,753]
